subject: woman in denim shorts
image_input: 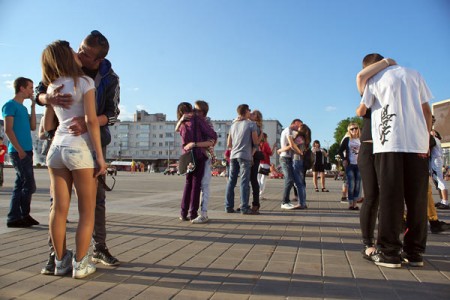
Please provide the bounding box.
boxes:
[41,40,107,279]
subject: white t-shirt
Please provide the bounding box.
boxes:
[361,65,433,154]
[48,76,95,148]
[348,138,360,165]
[280,126,293,158]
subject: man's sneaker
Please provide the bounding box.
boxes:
[435,202,450,209]
[72,254,96,279]
[92,248,120,266]
[370,250,401,268]
[41,252,56,275]
[340,197,348,204]
[281,203,295,210]
[191,215,209,224]
[361,246,376,262]
[241,208,257,215]
[226,208,235,213]
[401,252,424,267]
[430,220,450,234]
[6,218,31,228]
[54,249,73,276]
[24,215,40,225]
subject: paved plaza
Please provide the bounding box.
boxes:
[0,168,449,300]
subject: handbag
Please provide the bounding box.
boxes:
[258,165,270,175]
[178,150,196,175]
[178,116,197,175]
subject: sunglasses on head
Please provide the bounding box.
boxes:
[97,175,115,192]
[91,30,107,46]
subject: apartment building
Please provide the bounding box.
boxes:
[107,110,282,170]
[2,111,283,170]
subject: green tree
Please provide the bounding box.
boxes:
[333,117,363,145]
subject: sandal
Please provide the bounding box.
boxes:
[315,188,319,192]
[322,188,329,192]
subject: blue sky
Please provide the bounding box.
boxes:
[1,0,449,148]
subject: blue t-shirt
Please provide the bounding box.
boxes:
[1,99,33,153]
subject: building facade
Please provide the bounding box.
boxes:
[1,110,283,170]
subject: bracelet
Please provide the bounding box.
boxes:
[194,142,197,147]
[384,58,390,67]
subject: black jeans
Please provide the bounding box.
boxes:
[358,142,379,247]
[250,158,261,207]
[375,152,428,256]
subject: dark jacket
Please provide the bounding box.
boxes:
[35,59,120,147]
[338,137,350,165]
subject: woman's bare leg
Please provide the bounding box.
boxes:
[313,172,318,189]
[321,172,326,189]
[72,168,97,261]
[49,168,72,260]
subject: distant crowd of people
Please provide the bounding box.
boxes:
[1,42,449,283]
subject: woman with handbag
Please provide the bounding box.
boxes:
[258,133,276,200]
[176,102,217,221]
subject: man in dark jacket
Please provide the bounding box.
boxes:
[36,30,120,274]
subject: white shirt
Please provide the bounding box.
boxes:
[348,138,360,165]
[279,127,292,158]
[361,65,433,154]
[48,76,95,148]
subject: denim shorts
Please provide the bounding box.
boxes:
[47,145,96,171]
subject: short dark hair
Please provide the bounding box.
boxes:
[195,100,209,116]
[14,77,33,94]
[362,53,384,68]
[291,118,303,125]
[84,30,109,59]
[237,104,250,117]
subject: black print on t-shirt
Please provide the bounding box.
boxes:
[379,104,396,145]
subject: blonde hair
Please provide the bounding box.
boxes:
[41,40,84,87]
[252,109,263,128]
[347,122,360,138]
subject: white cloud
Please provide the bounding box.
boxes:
[325,106,337,112]
[136,104,146,110]
[118,105,134,121]
[1,74,12,77]
[4,80,14,91]
[127,87,139,92]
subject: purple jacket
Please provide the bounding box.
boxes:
[179,115,217,159]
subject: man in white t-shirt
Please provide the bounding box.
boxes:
[357,53,433,269]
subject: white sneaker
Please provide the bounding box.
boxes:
[281,203,295,210]
[72,254,96,279]
[191,215,209,224]
[54,249,73,276]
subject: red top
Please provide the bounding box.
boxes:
[259,142,273,164]
[0,144,7,163]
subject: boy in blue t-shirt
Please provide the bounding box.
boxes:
[2,77,38,228]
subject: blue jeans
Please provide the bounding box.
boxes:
[8,151,36,222]
[225,158,252,212]
[346,163,361,204]
[293,159,306,207]
[280,157,294,204]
